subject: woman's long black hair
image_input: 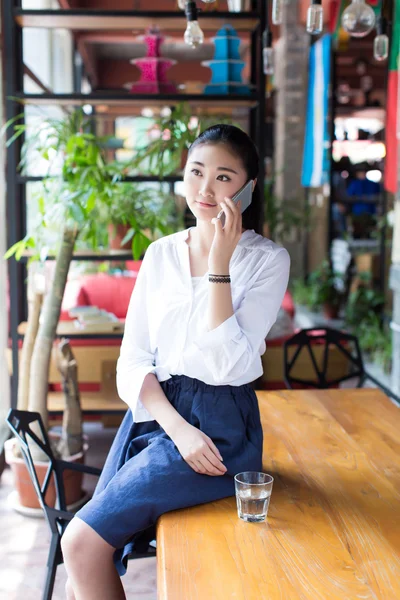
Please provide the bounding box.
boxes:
[187,124,263,234]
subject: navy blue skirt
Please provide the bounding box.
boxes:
[75,375,263,575]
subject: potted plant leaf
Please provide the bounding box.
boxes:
[103,181,183,254]
[131,103,234,178]
[263,179,311,242]
[131,103,201,177]
[307,260,344,319]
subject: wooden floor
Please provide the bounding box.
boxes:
[0,422,156,600]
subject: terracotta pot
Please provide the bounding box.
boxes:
[323,303,340,320]
[108,223,132,250]
[4,436,88,510]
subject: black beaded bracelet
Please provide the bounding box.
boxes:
[209,275,231,283]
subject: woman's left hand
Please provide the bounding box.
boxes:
[208,197,242,273]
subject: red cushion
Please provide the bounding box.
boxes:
[74,274,137,319]
[125,260,143,273]
[60,261,143,321]
[281,290,295,319]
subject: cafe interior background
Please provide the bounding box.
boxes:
[0,0,400,598]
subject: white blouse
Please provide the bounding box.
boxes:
[116,228,290,422]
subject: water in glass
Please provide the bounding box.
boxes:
[236,487,271,522]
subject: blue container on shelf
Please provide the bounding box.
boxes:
[212,25,241,61]
[203,83,250,95]
[202,60,245,85]
[202,24,250,95]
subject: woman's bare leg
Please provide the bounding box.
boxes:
[61,517,126,600]
[65,578,76,600]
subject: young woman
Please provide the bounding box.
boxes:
[61,124,290,600]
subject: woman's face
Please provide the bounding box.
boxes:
[183,143,248,222]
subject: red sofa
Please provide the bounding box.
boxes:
[61,260,295,324]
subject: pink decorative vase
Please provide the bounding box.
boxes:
[129,28,178,94]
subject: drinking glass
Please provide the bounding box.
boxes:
[234,471,274,522]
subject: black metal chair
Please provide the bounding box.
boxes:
[283,327,400,405]
[6,409,156,600]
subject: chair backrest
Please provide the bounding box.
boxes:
[6,409,68,516]
[283,328,365,389]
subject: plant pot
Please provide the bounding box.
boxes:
[322,303,340,320]
[4,435,89,511]
[108,223,132,250]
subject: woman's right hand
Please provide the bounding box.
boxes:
[171,422,227,476]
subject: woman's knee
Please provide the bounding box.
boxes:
[61,517,114,571]
[61,518,86,566]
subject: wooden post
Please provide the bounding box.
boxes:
[55,338,83,458]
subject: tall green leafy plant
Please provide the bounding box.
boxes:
[307,260,344,311]
[132,103,201,177]
[103,182,183,257]
[264,179,310,242]
[2,108,164,451]
[131,103,234,178]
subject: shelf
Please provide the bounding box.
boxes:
[14,9,260,32]
[21,250,134,262]
[18,174,183,184]
[48,391,126,415]
[17,320,124,338]
[347,239,381,254]
[341,196,381,204]
[15,93,259,109]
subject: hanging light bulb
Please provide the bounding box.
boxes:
[262,29,274,76]
[272,0,283,25]
[184,1,204,48]
[306,0,323,35]
[373,16,389,61]
[341,0,376,38]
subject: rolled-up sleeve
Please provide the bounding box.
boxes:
[116,244,157,422]
[194,248,290,383]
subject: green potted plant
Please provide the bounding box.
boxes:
[103,182,183,254]
[307,260,344,319]
[131,103,233,178]
[131,103,200,177]
[263,179,311,242]
[355,313,392,374]
[343,275,391,373]
[291,277,313,309]
[2,107,172,508]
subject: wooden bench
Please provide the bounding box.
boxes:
[157,388,400,599]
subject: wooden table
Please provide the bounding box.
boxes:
[157,389,400,599]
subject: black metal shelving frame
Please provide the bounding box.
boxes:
[4,1,267,409]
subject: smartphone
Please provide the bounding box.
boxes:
[216,179,253,228]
